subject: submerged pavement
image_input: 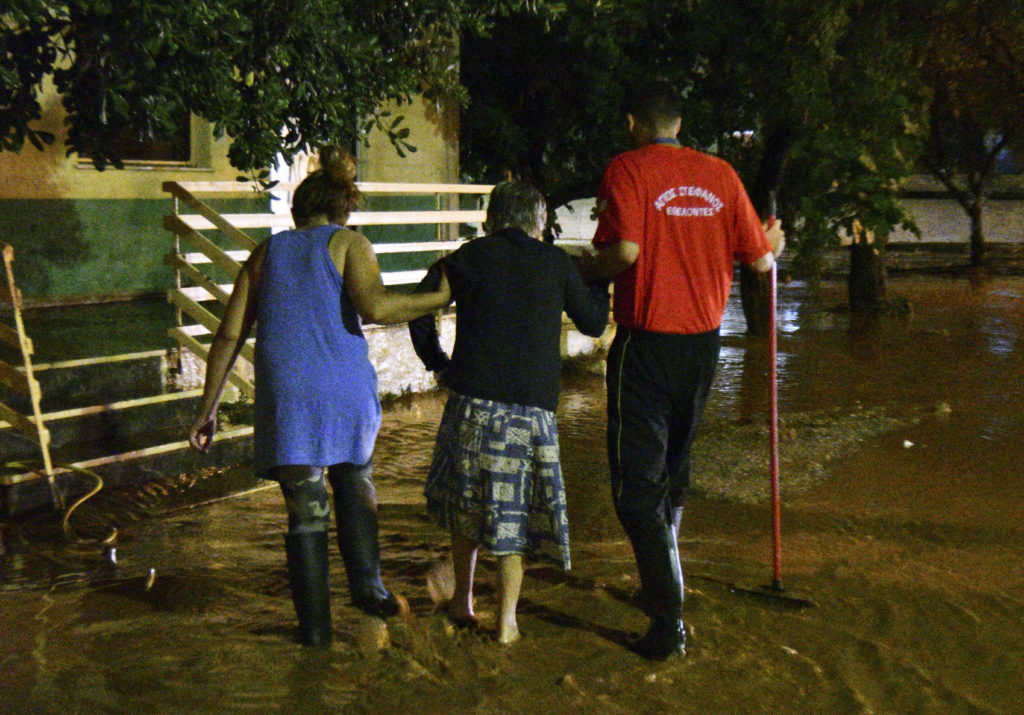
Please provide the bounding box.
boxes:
[2,276,1023,713]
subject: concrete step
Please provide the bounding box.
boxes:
[0,425,253,518]
[0,349,254,519]
[5,350,172,414]
[0,389,203,461]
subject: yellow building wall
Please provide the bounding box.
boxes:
[357,95,459,184]
[0,77,459,301]
[0,79,238,201]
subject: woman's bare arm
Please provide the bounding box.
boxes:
[188,243,264,451]
[335,229,451,324]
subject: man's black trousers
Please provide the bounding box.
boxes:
[606,325,720,524]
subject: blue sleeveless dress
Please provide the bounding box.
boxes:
[253,225,381,474]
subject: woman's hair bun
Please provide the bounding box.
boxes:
[291,145,361,226]
[319,146,357,184]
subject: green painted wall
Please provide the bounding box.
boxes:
[362,194,439,275]
[361,194,480,276]
[0,196,269,300]
[0,192,477,300]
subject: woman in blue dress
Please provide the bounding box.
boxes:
[188,147,450,646]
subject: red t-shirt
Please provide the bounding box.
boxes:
[593,143,770,334]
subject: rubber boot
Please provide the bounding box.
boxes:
[668,505,685,602]
[624,518,686,660]
[328,465,400,618]
[284,532,333,647]
[669,504,684,534]
[633,506,686,613]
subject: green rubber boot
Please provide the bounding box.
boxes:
[284,532,333,646]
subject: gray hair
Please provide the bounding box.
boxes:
[484,180,546,236]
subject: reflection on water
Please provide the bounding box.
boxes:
[2,276,1023,713]
[980,314,1019,357]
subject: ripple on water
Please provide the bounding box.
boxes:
[3,276,1023,713]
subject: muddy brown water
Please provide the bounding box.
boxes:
[1,276,1022,713]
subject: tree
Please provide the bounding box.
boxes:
[459,4,631,214]
[1,0,543,173]
[670,0,929,319]
[771,0,928,310]
[916,0,1024,267]
[460,0,929,328]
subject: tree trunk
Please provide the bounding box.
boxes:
[739,265,772,337]
[848,242,887,312]
[739,123,792,335]
[969,199,985,267]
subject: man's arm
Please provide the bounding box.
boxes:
[585,155,643,281]
[577,239,639,281]
[748,218,785,273]
[563,253,610,338]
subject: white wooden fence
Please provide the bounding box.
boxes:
[163,180,494,397]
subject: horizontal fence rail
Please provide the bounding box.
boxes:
[163,179,494,398]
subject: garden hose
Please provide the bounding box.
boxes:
[2,461,117,547]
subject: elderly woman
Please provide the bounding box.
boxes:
[410,180,608,643]
[189,147,450,647]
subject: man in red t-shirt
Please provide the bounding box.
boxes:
[580,78,784,660]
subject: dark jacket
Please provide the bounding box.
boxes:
[409,227,608,411]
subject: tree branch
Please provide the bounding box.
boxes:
[923,157,973,214]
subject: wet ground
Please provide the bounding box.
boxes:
[2,275,1023,713]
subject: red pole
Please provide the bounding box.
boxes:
[768,262,783,589]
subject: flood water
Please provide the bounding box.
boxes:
[2,275,1023,713]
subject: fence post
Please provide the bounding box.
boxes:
[0,243,61,511]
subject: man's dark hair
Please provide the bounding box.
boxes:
[484,180,546,235]
[624,77,683,131]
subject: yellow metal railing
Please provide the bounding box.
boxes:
[0,242,61,509]
[162,179,493,397]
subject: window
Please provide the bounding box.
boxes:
[79,109,207,168]
[110,119,191,164]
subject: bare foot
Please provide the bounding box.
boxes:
[355,616,390,657]
[393,591,411,619]
[445,602,479,629]
[497,623,520,645]
[425,556,455,605]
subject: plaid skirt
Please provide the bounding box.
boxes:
[425,391,571,569]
